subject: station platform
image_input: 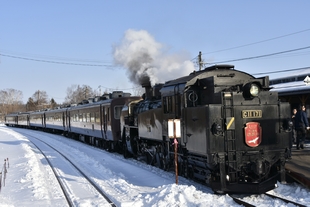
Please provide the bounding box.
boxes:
[285,141,310,189]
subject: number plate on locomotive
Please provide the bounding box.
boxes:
[242,110,262,118]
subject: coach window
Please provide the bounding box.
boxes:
[107,107,110,121]
[79,113,83,122]
[90,113,95,122]
[86,113,90,122]
[95,112,100,123]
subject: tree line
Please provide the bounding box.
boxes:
[0,84,105,122]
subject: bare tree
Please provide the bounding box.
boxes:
[50,98,57,109]
[64,84,95,104]
[33,90,48,104]
[0,89,24,120]
[26,97,36,111]
[26,90,49,110]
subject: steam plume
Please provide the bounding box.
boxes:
[113,29,195,86]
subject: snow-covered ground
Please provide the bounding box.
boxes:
[0,124,310,207]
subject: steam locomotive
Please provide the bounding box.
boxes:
[5,64,292,194]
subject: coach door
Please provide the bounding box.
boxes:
[64,109,68,132]
[101,105,107,139]
[43,113,46,128]
[67,111,71,132]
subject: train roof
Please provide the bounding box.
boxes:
[5,113,19,117]
[269,67,310,84]
[163,64,236,86]
[270,75,310,96]
[270,68,310,96]
[17,112,30,116]
[161,64,258,95]
[63,96,142,111]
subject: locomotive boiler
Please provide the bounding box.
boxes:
[121,64,292,194]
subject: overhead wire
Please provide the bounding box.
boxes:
[191,28,310,64]
[0,53,116,67]
[0,49,108,63]
[202,28,310,55]
[252,66,310,76]
[209,45,310,64]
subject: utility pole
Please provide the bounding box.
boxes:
[37,90,40,109]
[84,86,88,99]
[198,51,203,71]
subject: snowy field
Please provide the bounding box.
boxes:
[0,124,310,207]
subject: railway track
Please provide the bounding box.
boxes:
[11,128,310,206]
[230,193,308,207]
[21,131,116,207]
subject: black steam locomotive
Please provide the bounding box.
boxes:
[5,64,292,194]
[120,64,292,194]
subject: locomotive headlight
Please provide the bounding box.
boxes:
[250,84,260,97]
[243,82,261,98]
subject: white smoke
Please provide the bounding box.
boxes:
[113,29,196,86]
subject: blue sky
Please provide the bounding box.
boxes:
[1,1,310,104]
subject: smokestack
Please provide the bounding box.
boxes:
[140,75,152,100]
